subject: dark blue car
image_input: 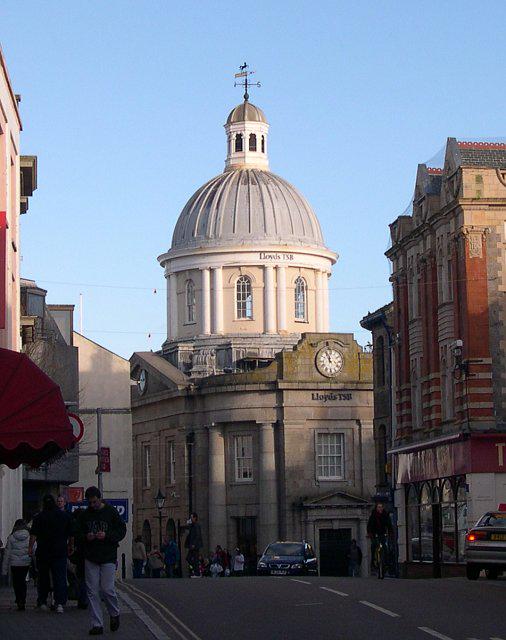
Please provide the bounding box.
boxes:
[257,541,318,576]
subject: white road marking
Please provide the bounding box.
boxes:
[291,578,312,585]
[490,637,506,640]
[360,600,400,618]
[120,581,203,640]
[294,602,323,606]
[418,627,454,640]
[320,586,349,597]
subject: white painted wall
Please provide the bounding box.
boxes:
[72,332,133,578]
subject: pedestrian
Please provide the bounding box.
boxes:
[232,548,245,576]
[367,502,393,572]
[132,535,147,579]
[209,557,223,578]
[2,519,31,610]
[148,546,164,578]
[57,495,67,512]
[29,494,72,614]
[161,538,179,578]
[75,486,126,635]
[346,539,363,577]
[184,513,203,577]
[0,538,6,587]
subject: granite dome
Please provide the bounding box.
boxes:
[171,169,325,251]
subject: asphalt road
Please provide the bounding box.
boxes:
[118,575,505,640]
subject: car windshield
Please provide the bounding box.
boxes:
[264,543,304,557]
[478,513,506,528]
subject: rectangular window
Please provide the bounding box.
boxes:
[316,432,344,480]
[234,435,253,482]
[166,441,175,485]
[143,444,151,488]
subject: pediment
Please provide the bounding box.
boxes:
[302,491,370,509]
[130,351,189,396]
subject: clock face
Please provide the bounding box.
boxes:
[316,347,343,377]
[138,369,147,395]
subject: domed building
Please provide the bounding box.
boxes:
[158,98,337,376]
[131,96,374,575]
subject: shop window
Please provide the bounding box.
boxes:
[456,479,467,562]
[236,275,253,319]
[441,479,457,562]
[406,484,420,562]
[316,432,344,480]
[419,484,433,562]
[294,276,307,321]
[234,434,253,482]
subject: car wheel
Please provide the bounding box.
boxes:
[485,569,498,580]
[466,565,480,580]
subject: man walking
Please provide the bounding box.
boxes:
[29,494,72,613]
[76,486,126,636]
[184,513,203,577]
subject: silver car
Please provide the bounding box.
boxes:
[465,511,506,580]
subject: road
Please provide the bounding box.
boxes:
[118,575,505,640]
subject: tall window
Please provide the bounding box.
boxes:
[375,335,385,386]
[186,279,195,323]
[261,135,265,153]
[249,133,257,151]
[235,133,243,152]
[294,276,307,321]
[316,432,344,480]
[142,444,151,488]
[234,435,253,482]
[166,440,175,485]
[236,275,253,319]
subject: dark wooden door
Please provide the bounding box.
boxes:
[319,528,352,576]
[236,517,257,574]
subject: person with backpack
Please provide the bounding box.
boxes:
[29,494,72,613]
[75,486,126,635]
[2,520,31,610]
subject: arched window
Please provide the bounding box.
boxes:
[165,518,176,541]
[235,133,243,152]
[261,135,265,153]
[142,519,152,553]
[294,276,307,320]
[249,133,257,151]
[186,279,195,323]
[236,275,253,319]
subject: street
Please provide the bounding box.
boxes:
[119,576,504,640]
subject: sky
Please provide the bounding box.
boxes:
[2,1,506,359]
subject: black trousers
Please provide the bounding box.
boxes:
[11,566,29,605]
[36,556,68,606]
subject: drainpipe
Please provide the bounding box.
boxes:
[355,419,364,496]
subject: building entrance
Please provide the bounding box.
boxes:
[319,528,351,576]
[235,516,257,574]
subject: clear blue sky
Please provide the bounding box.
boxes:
[2,1,505,358]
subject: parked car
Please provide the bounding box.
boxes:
[257,541,318,576]
[465,510,506,580]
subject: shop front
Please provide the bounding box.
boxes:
[394,434,506,577]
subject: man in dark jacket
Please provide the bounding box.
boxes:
[29,494,72,612]
[184,513,203,577]
[367,503,393,571]
[76,486,126,635]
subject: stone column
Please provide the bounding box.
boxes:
[315,269,324,332]
[322,271,329,332]
[201,268,211,335]
[168,273,178,340]
[212,267,224,334]
[258,422,278,553]
[276,266,287,332]
[264,265,276,334]
[208,425,227,550]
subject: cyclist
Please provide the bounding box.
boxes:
[366,503,393,573]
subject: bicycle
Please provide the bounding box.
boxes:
[373,535,388,580]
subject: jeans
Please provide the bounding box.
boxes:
[85,560,119,629]
[132,559,144,579]
[11,566,30,605]
[36,556,68,606]
[348,561,360,577]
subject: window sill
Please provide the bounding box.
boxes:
[317,477,345,482]
[233,318,254,322]
[231,479,255,485]
[295,319,309,324]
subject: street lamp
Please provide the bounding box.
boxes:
[154,489,165,549]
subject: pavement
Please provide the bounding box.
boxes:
[1,574,505,640]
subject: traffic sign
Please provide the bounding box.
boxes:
[68,413,84,443]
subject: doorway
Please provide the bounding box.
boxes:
[319,528,352,576]
[235,517,257,574]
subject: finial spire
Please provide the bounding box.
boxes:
[234,62,261,102]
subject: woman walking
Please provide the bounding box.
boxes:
[2,519,31,610]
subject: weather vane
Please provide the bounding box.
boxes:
[234,62,261,101]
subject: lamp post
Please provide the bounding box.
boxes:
[154,489,166,550]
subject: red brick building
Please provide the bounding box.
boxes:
[385,138,506,577]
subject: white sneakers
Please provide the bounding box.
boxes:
[56,604,64,614]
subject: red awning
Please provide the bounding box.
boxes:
[0,347,75,468]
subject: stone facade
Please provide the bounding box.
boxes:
[131,333,374,574]
[384,138,506,577]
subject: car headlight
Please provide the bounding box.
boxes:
[258,562,267,568]
[291,563,303,569]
